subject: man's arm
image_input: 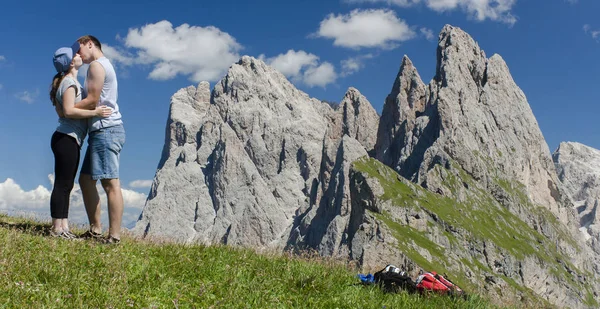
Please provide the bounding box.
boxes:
[74,61,105,110]
[62,86,111,119]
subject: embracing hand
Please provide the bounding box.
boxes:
[95,106,112,118]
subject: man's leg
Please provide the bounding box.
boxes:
[101,125,126,240]
[101,178,123,239]
[79,139,102,234]
[79,173,102,234]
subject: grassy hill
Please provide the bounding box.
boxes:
[0,214,495,308]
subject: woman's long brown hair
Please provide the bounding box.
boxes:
[49,72,66,106]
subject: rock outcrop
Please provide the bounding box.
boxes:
[376,25,568,221]
[554,142,600,203]
[375,55,429,179]
[554,142,600,252]
[133,80,290,246]
[134,56,379,253]
[332,87,380,154]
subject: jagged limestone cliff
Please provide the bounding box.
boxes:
[133,25,600,308]
[554,142,600,254]
[369,25,598,308]
[133,56,379,252]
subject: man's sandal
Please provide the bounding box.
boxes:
[80,229,103,239]
[99,235,121,245]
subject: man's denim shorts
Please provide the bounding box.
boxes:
[81,124,125,180]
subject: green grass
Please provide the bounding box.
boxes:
[353,158,546,260]
[375,212,449,273]
[585,290,599,308]
[473,150,578,250]
[0,214,496,309]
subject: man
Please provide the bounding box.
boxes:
[74,35,125,244]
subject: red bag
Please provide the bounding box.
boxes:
[415,272,464,296]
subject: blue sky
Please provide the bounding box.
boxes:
[0,0,598,226]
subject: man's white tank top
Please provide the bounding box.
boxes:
[85,57,122,131]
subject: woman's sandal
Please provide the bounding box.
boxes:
[50,230,80,240]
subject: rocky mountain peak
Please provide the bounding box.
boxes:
[135,55,379,252]
[376,24,567,211]
[554,142,600,247]
[554,141,600,201]
[435,25,487,87]
[335,87,379,152]
[371,25,598,307]
[155,81,211,172]
[374,54,429,176]
[132,26,600,308]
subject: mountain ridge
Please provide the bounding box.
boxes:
[132,25,600,308]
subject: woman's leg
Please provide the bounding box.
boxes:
[61,219,70,232]
[50,132,80,228]
[61,145,81,232]
[51,218,62,233]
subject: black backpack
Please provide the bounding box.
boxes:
[374,265,417,293]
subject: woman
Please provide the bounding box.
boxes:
[49,44,111,239]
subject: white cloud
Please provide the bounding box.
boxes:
[261,50,338,88]
[345,0,420,6]
[303,62,337,88]
[0,178,51,211]
[340,54,374,76]
[341,58,362,76]
[315,9,416,49]
[0,175,147,229]
[0,84,3,90]
[420,27,436,41]
[262,50,319,77]
[0,55,5,61]
[14,90,38,104]
[584,24,600,41]
[346,0,517,25]
[129,179,153,188]
[102,43,135,66]
[123,20,242,82]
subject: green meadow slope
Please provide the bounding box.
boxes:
[0,213,493,309]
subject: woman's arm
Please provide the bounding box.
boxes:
[62,86,111,119]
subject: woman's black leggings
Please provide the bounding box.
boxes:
[50,131,80,219]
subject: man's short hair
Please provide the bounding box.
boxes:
[77,35,102,52]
